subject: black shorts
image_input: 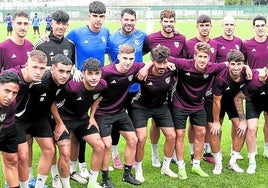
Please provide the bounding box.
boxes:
[57,118,99,142]
[33,26,39,31]
[131,104,174,129]
[246,100,268,120]
[0,125,18,153]
[172,105,207,129]
[95,111,135,138]
[45,24,52,31]
[205,98,213,123]
[16,117,53,144]
[7,27,13,32]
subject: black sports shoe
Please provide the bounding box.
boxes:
[101,179,114,188]
[122,173,141,186]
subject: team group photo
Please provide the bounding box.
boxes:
[0,0,268,187]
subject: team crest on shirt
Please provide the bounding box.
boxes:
[203,74,209,79]
[128,74,133,81]
[102,36,106,43]
[93,93,100,100]
[0,113,6,123]
[235,45,240,50]
[165,76,171,84]
[134,39,139,46]
[174,42,180,48]
[210,48,215,54]
[63,49,69,56]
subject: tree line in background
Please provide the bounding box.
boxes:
[224,0,267,5]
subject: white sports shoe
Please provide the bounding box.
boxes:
[228,163,244,173]
[160,167,178,178]
[52,175,62,188]
[70,171,88,185]
[135,171,145,183]
[212,164,223,175]
[108,166,114,171]
[79,162,90,179]
[246,163,256,174]
[152,156,161,168]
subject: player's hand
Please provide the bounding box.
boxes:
[210,122,221,136]
[236,121,247,137]
[73,69,82,82]
[40,34,50,42]
[54,123,69,141]
[167,62,176,71]
[137,67,148,81]
[244,65,253,80]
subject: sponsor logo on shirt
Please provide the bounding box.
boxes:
[147,82,153,86]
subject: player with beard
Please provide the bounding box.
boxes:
[132,45,177,182]
[143,9,187,168]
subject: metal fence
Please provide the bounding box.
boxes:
[1,5,268,22]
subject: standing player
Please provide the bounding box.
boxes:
[66,0,110,70]
[0,11,33,71]
[214,15,244,159]
[211,50,249,175]
[108,7,147,170]
[133,45,177,182]
[143,9,187,168]
[169,42,226,179]
[45,14,52,34]
[5,13,13,37]
[0,72,21,188]
[186,14,218,164]
[92,44,143,187]
[32,13,40,38]
[65,0,110,179]
[242,15,268,159]
[233,65,268,174]
[15,54,73,188]
[52,58,107,188]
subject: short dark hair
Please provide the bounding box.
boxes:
[52,54,73,66]
[253,15,266,26]
[0,72,21,86]
[197,14,211,24]
[150,45,170,63]
[51,10,69,23]
[121,8,136,19]
[82,58,102,72]
[89,1,106,14]
[12,10,29,21]
[226,50,245,63]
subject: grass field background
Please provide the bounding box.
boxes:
[0,19,267,188]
